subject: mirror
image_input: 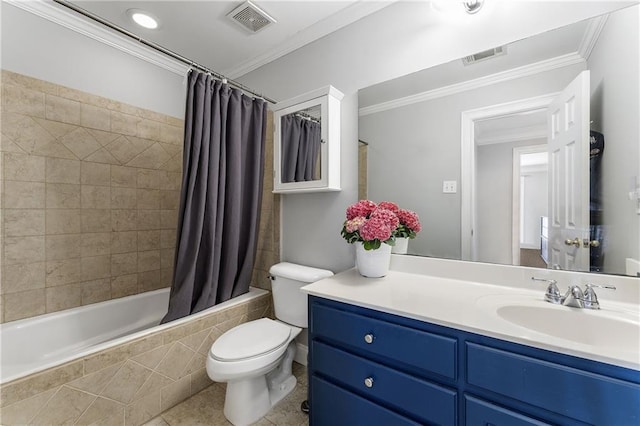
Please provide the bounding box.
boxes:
[274,85,343,193]
[359,5,639,276]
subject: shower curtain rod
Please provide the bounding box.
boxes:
[52,0,277,104]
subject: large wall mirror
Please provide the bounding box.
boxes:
[359,4,639,277]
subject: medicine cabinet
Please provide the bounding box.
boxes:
[273,85,343,193]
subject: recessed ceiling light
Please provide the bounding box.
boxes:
[127,9,159,29]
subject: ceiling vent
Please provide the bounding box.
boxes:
[227,1,276,34]
[462,46,506,66]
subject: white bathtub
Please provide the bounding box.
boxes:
[0,287,267,384]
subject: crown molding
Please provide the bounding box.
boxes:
[5,0,188,76]
[578,14,608,61]
[223,1,396,79]
[359,52,585,117]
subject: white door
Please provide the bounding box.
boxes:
[547,71,590,271]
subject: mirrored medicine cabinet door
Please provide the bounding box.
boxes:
[273,85,343,193]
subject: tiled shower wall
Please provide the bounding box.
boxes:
[0,70,280,323]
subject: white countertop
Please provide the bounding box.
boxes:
[302,268,640,371]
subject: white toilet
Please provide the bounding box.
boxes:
[206,262,333,426]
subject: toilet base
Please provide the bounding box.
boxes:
[222,342,298,425]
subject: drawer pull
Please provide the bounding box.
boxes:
[364,377,374,388]
[364,333,375,344]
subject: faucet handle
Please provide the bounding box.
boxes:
[531,277,562,304]
[583,283,616,310]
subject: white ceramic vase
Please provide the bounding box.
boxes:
[391,237,409,254]
[355,242,392,277]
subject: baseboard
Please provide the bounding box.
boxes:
[294,342,308,366]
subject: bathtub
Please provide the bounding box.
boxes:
[0,287,268,384]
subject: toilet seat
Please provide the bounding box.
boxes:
[210,318,291,362]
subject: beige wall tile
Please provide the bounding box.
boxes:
[112,209,138,231]
[81,279,111,305]
[138,230,161,251]
[159,190,179,210]
[160,248,174,270]
[46,283,82,312]
[81,232,111,257]
[160,375,191,412]
[101,360,152,404]
[160,268,173,288]
[30,385,95,425]
[125,390,162,426]
[138,250,160,272]
[87,128,119,147]
[111,111,140,136]
[46,209,81,234]
[160,229,176,249]
[81,185,111,209]
[2,84,45,118]
[81,161,110,186]
[32,117,76,139]
[137,210,160,231]
[111,274,138,299]
[84,148,119,165]
[137,189,160,210]
[137,169,160,189]
[46,234,82,260]
[76,396,125,425]
[46,157,80,184]
[155,343,195,381]
[46,183,81,208]
[81,209,111,233]
[158,123,183,145]
[2,262,45,294]
[106,136,152,165]
[111,231,137,254]
[138,270,161,292]
[4,235,45,265]
[81,255,111,281]
[3,152,45,181]
[4,209,45,236]
[4,289,46,321]
[127,144,170,169]
[111,187,137,209]
[159,209,177,230]
[137,119,160,140]
[59,128,101,160]
[111,252,138,277]
[158,171,181,191]
[46,259,81,287]
[68,362,123,395]
[4,181,45,208]
[111,165,137,188]
[81,103,111,132]
[0,387,58,425]
[45,94,81,125]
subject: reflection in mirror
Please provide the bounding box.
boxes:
[359,5,639,276]
[281,105,322,183]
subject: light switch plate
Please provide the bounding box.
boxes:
[443,180,457,193]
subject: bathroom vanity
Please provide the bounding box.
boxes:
[302,258,640,425]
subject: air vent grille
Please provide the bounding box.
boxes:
[462,46,506,65]
[227,1,276,33]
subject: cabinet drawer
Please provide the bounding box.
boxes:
[313,341,457,425]
[467,343,640,425]
[311,303,457,379]
[465,395,550,426]
[311,375,421,426]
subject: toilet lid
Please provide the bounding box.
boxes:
[210,318,292,361]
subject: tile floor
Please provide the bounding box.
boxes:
[144,363,309,426]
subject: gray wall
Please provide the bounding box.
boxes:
[588,5,640,275]
[522,170,548,248]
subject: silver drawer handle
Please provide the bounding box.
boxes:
[364,333,374,344]
[364,377,374,388]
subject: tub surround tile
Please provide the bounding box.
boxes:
[134,372,174,402]
[101,361,154,404]
[45,157,80,184]
[138,169,160,189]
[46,182,81,208]
[32,117,76,140]
[112,252,139,277]
[83,334,164,375]
[45,208,81,234]
[3,289,46,321]
[2,84,46,118]
[82,184,111,209]
[137,189,160,210]
[81,103,111,132]
[46,259,82,287]
[138,250,161,273]
[112,187,138,209]
[1,262,45,294]
[179,328,210,352]
[4,209,45,236]
[0,387,58,425]
[59,127,102,160]
[45,94,81,125]
[138,270,164,292]
[82,232,112,257]
[159,375,191,413]
[81,278,112,305]
[76,396,125,426]
[155,343,196,381]
[4,235,45,265]
[68,362,124,395]
[125,390,162,426]
[46,283,82,312]
[138,230,161,251]
[30,385,96,425]
[3,181,46,208]
[112,231,138,254]
[137,209,161,231]
[160,230,176,249]
[111,274,139,298]
[132,346,173,370]
[112,209,138,231]
[45,233,82,260]
[111,165,138,188]
[82,208,112,233]
[81,255,111,281]
[3,152,45,181]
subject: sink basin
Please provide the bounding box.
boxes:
[477,295,640,351]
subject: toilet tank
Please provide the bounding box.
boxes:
[268,262,333,328]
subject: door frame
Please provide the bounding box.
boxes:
[460,93,559,261]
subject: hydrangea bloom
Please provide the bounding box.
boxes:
[346,200,377,220]
[359,217,392,242]
[370,208,400,230]
[377,201,399,214]
[345,216,366,233]
[397,209,421,233]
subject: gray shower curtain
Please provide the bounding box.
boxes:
[162,70,267,323]
[281,115,321,182]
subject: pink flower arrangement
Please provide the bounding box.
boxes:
[341,200,422,250]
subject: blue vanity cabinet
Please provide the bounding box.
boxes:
[308,296,640,426]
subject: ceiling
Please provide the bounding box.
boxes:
[67,0,395,79]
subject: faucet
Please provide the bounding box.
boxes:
[531,277,616,309]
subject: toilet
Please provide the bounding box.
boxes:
[206,262,333,426]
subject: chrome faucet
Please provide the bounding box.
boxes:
[531,277,616,310]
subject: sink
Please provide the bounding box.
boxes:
[477,294,640,351]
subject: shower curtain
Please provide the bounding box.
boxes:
[162,70,267,323]
[281,114,321,182]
